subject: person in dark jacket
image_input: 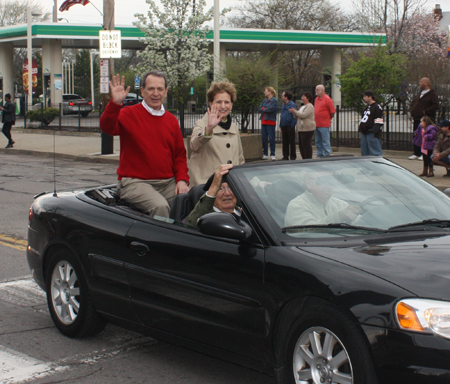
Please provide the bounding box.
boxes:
[186,164,241,228]
[358,91,383,156]
[280,90,298,160]
[1,93,16,148]
[431,120,450,177]
[409,78,439,160]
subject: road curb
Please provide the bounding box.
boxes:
[0,148,119,164]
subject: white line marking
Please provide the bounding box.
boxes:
[0,278,45,306]
[0,346,66,383]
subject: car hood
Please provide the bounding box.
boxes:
[298,233,450,299]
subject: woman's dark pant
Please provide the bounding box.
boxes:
[281,125,296,160]
[2,122,13,143]
[298,131,315,159]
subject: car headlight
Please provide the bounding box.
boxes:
[396,298,450,339]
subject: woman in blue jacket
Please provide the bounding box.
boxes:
[258,87,278,160]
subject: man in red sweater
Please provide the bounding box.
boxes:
[100,71,189,218]
[314,84,336,158]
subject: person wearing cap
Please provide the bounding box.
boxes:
[186,164,241,228]
[431,120,450,177]
[189,80,244,187]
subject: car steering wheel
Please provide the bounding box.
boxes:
[358,196,389,212]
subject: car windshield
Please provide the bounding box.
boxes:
[240,158,450,238]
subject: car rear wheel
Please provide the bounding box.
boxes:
[81,112,89,117]
[276,302,378,384]
[46,249,106,338]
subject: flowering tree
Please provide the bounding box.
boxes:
[392,12,447,58]
[134,0,214,104]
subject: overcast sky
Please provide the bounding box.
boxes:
[23,0,449,26]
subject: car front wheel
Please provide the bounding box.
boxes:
[276,301,378,384]
[46,249,106,338]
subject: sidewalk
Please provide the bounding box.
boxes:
[1,127,449,190]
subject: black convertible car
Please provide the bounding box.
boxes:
[27,156,450,384]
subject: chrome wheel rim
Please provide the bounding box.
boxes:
[293,326,353,384]
[50,260,81,325]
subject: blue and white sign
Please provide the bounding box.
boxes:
[134,75,140,90]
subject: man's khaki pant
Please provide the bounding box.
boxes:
[117,177,176,218]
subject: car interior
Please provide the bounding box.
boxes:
[87,184,207,224]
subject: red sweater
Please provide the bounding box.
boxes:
[100,100,189,183]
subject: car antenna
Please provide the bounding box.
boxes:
[53,123,57,197]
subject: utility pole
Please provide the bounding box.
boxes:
[213,0,220,80]
[53,0,57,22]
[101,0,114,154]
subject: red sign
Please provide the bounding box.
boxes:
[23,59,38,93]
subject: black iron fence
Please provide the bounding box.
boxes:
[24,102,101,132]
[23,102,449,151]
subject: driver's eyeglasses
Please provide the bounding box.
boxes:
[218,187,233,193]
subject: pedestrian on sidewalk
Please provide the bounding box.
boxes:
[1,93,16,148]
[358,91,383,156]
[314,84,335,158]
[258,87,278,160]
[289,91,315,159]
[409,77,439,160]
[431,120,450,177]
[414,116,438,177]
[280,90,297,160]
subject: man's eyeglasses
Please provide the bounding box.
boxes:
[218,187,233,193]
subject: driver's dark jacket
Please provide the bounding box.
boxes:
[186,193,241,228]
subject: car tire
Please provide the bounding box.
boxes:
[46,248,106,338]
[81,112,89,117]
[275,301,378,384]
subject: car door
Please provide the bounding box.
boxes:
[124,218,266,360]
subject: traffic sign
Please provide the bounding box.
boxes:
[100,60,109,77]
[134,75,140,90]
[100,77,109,94]
[99,30,122,58]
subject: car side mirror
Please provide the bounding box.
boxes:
[197,212,252,241]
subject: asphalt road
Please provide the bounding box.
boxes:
[0,154,275,384]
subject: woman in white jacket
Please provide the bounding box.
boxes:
[189,80,244,186]
[289,91,316,159]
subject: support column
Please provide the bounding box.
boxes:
[0,43,15,102]
[42,39,63,107]
[320,47,341,106]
